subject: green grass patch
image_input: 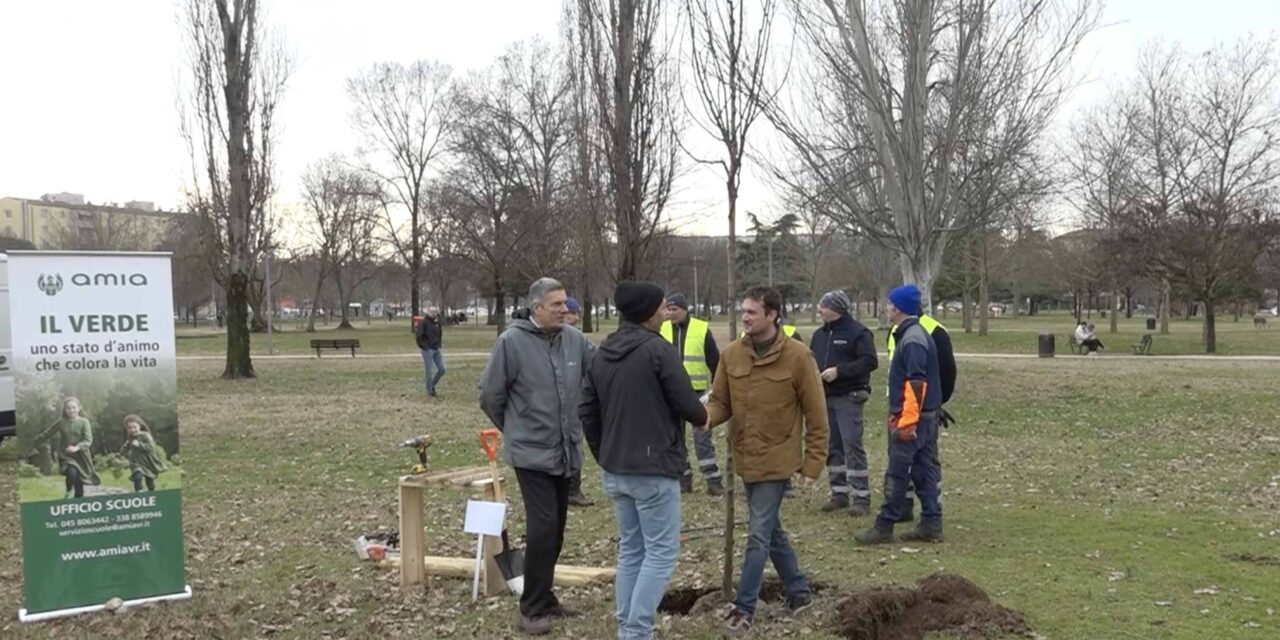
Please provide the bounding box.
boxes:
[0,348,1277,638]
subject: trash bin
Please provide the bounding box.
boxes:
[1038,333,1055,358]
[1146,317,1156,331]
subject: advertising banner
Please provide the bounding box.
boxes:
[8,251,189,621]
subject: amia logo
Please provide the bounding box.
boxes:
[36,272,148,296]
[37,274,63,297]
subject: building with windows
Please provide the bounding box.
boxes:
[0,194,174,250]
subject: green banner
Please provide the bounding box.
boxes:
[6,252,187,619]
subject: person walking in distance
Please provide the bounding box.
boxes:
[579,281,709,640]
[561,296,596,507]
[857,285,945,545]
[415,307,446,398]
[703,286,828,636]
[658,293,726,497]
[478,278,593,635]
[809,290,878,517]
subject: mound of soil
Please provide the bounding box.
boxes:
[836,573,1032,640]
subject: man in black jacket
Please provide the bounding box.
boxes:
[579,281,708,640]
[809,290,878,516]
[415,307,445,398]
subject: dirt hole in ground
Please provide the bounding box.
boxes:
[836,572,1032,640]
[660,579,831,615]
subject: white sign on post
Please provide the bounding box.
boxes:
[464,499,506,536]
[463,499,507,601]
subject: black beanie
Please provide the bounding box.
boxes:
[666,292,689,311]
[616,281,666,323]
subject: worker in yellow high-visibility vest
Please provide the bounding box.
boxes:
[659,293,725,496]
[884,306,957,525]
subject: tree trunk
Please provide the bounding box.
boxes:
[978,240,990,337]
[223,272,255,378]
[493,273,507,335]
[1011,277,1022,318]
[722,172,739,600]
[307,268,326,333]
[1110,281,1119,334]
[336,271,353,330]
[1159,278,1171,334]
[1204,298,1217,353]
[1232,302,1240,323]
[721,420,736,600]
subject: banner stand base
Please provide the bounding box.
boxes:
[18,585,192,623]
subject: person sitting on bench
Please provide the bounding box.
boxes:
[1075,322,1104,354]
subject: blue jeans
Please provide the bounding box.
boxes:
[420,348,445,394]
[602,471,681,640]
[875,411,942,529]
[735,480,810,616]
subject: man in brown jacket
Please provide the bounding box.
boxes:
[702,286,828,636]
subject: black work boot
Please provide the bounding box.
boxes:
[567,492,594,507]
[899,519,944,543]
[849,502,871,517]
[854,525,894,545]
[707,477,726,497]
[680,474,693,494]
[820,495,850,512]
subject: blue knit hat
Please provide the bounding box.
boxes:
[565,297,581,314]
[888,285,921,316]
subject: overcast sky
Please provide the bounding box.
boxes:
[1,0,1276,241]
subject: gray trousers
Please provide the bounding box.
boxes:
[681,423,721,481]
[827,391,871,506]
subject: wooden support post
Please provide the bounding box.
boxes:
[398,475,429,591]
[480,480,507,596]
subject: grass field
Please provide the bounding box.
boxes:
[174,311,1280,357]
[2,336,1277,638]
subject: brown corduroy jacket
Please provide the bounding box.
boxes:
[704,329,828,482]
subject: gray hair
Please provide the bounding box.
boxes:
[528,277,565,306]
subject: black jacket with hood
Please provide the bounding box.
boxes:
[579,321,708,478]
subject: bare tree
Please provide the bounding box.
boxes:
[1066,95,1141,332]
[681,0,780,597]
[441,41,573,333]
[179,0,290,379]
[1128,38,1280,353]
[771,0,1098,309]
[684,0,779,343]
[347,60,453,317]
[574,0,681,282]
[300,156,381,331]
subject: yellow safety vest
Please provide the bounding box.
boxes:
[887,314,946,360]
[660,317,711,391]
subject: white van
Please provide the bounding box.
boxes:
[0,253,14,443]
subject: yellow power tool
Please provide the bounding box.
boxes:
[400,435,433,474]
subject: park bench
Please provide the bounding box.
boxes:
[1067,333,1083,354]
[310,338,361,358]
[1254,316,1269,329]
[1131,334,1153,356]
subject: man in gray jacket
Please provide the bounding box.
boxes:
[479,277,593,636]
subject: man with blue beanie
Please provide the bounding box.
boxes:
[856,284,944,544]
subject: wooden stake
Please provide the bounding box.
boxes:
[397,475,428,591]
